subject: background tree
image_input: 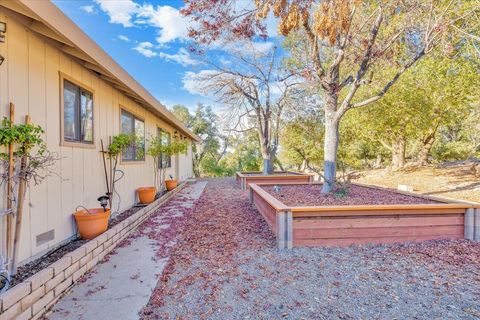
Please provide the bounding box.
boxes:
[187,45,296,175]
[217,132,263,174]
[171,104,221,177]
[183,0,479,192]
[345,54,479,169]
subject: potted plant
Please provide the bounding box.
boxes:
[73,207,111,240]
[137,186,156,204]
[101,134,135,209]
[147,135,187,193]
[165,174,177,191]
[73,134,134,240]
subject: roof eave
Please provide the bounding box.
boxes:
[12,0,201,142]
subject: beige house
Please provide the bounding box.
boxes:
[0,1,199,265]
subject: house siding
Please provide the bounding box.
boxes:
[0,10,193,264]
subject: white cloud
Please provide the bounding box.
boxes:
[118,35,130,42]
[158,48,200,66]
[132,43,199,66]
[95,1,188,44]
[182,70,217,95]
[136,5,189,44]
[220,57,232,65]
[80,5,96,14]
[133,42,157,58]
[94,0,139,27]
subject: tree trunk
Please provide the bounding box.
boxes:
[322,112,340,193]
[418,132,436,166]
[274,157,285,172]
[262,157,273,175]
[373,154,382,168]
[11,149,28,275]
[391,137,406,169]
[193,159,201,178]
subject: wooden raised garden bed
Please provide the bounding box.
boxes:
[236,171,314,190]
[249,182,480,249]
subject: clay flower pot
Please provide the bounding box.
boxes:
[137,187,156,204]
[73,208,111,240]
[165,179,178,191]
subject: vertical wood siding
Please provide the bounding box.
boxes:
[0,12,193,263]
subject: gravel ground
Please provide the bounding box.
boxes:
[141,178,480,320]
[261,184,438,206]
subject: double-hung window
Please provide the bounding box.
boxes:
[63,79,94,144]
[121,110,145,161]
[158,128,171,168]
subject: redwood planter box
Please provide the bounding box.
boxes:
[249,182,480,249]
[236,171,314,190]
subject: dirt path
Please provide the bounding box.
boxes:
[141,178,480,320]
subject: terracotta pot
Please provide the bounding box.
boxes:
[73,208,110,240]
[137,187,156,204]
[165,179,178,191]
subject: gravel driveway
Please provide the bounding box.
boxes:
[141,178,480,320]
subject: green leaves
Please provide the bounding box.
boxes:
[0,118,45,147]
[107,133,135,157]
[147,135,188,158]
[0,118,45,157]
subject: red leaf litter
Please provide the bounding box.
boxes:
[136,178,480,320]
[261,184,439,206]
[140,178,275,319]
[389,240,480,267]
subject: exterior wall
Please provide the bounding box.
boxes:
[0,11,194,264]
[178,143,193,181]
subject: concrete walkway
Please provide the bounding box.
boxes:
[47,181,208,320]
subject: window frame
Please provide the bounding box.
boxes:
[60,73,95,148]
[120,108,146,163]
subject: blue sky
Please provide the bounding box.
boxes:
[53,0,215,111]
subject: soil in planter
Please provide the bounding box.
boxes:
[109,206,142,228]
[261,184,440,207]
[8,239,88,288]
[8,205,144,289]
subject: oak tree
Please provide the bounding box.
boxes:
[183,0,479,192]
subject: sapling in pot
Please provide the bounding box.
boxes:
[101,134,135,213]
[147,136,187,192]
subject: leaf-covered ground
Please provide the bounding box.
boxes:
[261,184,438,206]
[141,178,480,320]
[358,162,480,203]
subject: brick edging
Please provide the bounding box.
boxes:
[0,183,186,320]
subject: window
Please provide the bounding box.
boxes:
[158,128,171,168]
[63,79,94,144]
[121,110,145,161]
